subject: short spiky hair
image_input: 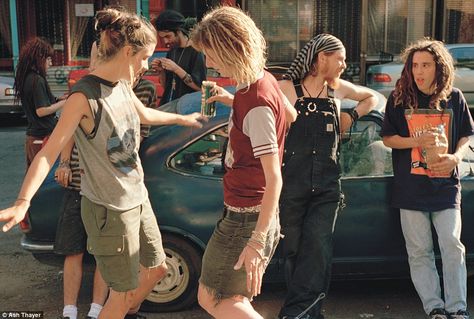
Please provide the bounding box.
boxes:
[393,38,454,112]
[191,6,266,86]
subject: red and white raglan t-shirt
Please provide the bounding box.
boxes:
[223,71,287,208]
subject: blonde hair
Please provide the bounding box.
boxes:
[394,38,454,111]
[191,6,266,86]
[95,7,157,62]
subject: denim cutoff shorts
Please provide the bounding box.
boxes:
[200,207,281,301]
[81,196,167,292]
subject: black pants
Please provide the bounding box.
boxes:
[279,191,340,318]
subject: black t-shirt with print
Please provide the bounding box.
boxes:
[381,87,474,211]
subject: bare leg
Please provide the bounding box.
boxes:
[128,262,168,314]
[197,284,263,319]
[91,267,108,305]
[97,262,167,318]
[98,289,135,319]
[63,253,84,306]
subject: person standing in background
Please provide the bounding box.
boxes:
[13,37,66,169]
[152,10,206,106]
[133,74,158,141]
[54,140,109,319]
[381,39,473,319]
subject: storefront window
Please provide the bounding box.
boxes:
[0,0,11,64]
[243,0,361,67]
[368,0,433,58]
[444,0,474,43]
[244,0,302,63]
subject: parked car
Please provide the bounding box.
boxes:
[19,87,474,313]
[366,43,474,109]
[0,75,24,118]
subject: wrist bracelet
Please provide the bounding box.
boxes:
[349,107,359,123]
[182,73,193,85]
[59,160,70,168]
[15,198,30,204]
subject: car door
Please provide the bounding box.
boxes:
[333,113,408,279]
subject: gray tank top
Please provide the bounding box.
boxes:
[71,75,147,210]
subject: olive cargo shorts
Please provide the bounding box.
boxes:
[81,197,167,292]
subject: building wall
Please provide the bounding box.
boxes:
[0,0,472,71]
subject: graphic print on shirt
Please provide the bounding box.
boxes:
[404,109,453,178]
[106,110,140,175]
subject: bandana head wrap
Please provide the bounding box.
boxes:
[284,33,345,81]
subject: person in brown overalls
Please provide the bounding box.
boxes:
[277,34,378,319]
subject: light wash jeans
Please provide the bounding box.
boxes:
[400,208,467,315]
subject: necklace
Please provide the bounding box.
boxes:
[302,80,325,98]
[170,46,187,92]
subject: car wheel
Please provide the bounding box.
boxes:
[140,233,203,312]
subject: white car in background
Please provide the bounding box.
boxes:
[0,75,24,118]
[366,44,474,109]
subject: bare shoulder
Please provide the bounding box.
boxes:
[62,92,95,127]
[64,92,90,114]
[278,80,297,104]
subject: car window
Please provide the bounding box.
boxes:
[170,126,228,177]
[340,117,393,177]
[450,47,474,69]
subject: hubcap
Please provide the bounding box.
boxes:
[146,248,190,303]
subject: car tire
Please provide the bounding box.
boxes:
[140,233,203,312]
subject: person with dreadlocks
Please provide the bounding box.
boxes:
[13,37,67,169]
[277,34,378,319]
[152,9,206,106]
[381,39,473,319]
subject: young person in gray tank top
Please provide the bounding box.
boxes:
[0,6,205,319]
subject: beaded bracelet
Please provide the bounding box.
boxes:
[58,160,70,168]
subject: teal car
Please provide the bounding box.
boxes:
[19,88,474,312]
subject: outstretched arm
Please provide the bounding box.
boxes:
[132,91,206,127]
[0,94,87,231]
